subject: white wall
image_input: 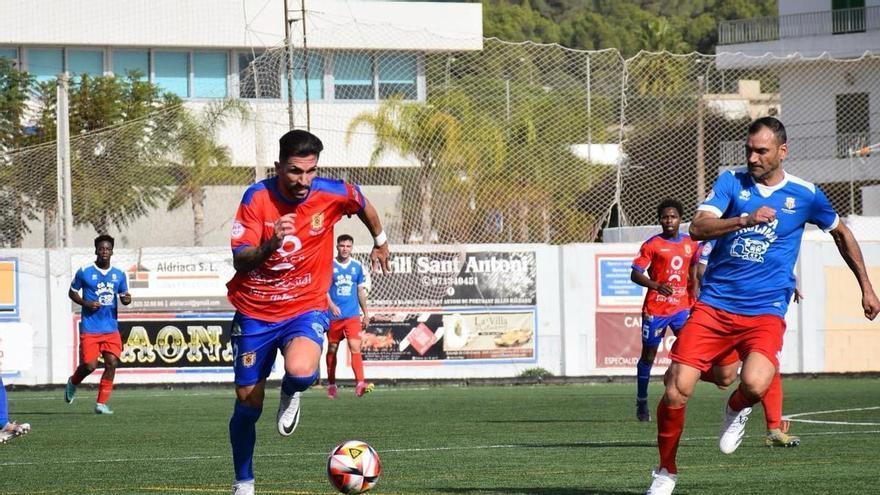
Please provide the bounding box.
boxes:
[0,0,482,51]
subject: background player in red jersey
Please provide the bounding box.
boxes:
[226,130,391,495]
[630,199,699,422]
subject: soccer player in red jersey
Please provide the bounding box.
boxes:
[630,199,699,422]
[226,130,391,495]
[647,117,880,494]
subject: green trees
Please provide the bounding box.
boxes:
[32,72,178,235]
[162,99,251,246]
[346,97,476,243]
[482,0,777,55]
[0,58,35,247]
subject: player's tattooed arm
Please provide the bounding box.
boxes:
[689,207,775,240]
[829,222,880,320]
[233,213,294,272]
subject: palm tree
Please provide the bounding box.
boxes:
[164,99,250,246]
[346,97,463,243]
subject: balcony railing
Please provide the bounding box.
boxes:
[719,131,879,166]
[719,6,880,45]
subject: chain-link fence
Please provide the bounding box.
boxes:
[3,38,880,251]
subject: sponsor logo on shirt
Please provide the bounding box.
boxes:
[231,221,245,239]
[730,219,778,263]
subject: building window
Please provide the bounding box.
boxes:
[836,92,870,158]
[68,49,104,81]
[832,0,865,35]
[291,52,323,101]
[154,51,189,97]
[193,52,228,98]
[335,52,374,100]
[378,53,417,100]
[28,48,64,83]
[113,50,149,80]
[238,52,278,99]
[0,48,18,67]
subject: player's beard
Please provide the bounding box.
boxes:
[748,161,779,183]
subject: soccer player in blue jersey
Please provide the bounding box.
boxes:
[65,234,132,415]
[326,234,373,398]
[647,117,880,494]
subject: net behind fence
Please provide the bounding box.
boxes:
[3,35,880,262]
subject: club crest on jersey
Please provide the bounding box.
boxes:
[783,196,796,213]
[739,189,751,201]
[684,244,692,255]
[240,351,256,368]
[310,212,325,235]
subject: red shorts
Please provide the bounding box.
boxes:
[79,331,123,364]
[670,302,784,372]
[328,317,362,344]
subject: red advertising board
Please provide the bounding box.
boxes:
[595,311,676,368]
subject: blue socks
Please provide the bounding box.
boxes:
[0,376,7,425]
[229,401,262,482]
[637,359,652,401]
[281,371,318,396]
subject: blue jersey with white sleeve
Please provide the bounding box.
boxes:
[70,264,129,334]
[697,169,838,317]
[329,259,370,320]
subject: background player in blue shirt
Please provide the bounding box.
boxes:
[65,234,132,415]
[326,234,373,398]
[648,117,880,494]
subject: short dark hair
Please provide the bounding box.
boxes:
[94,234,115,248]
[657,199,683,218]
[748,116,786,145]
[278,130,323,162]
[337,234,354,243]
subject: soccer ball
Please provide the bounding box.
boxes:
[327,440,381,494]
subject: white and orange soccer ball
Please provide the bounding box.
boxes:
[327,440,382,494]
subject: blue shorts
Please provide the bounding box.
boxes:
[641,309,689,347]
[231,310,328,386]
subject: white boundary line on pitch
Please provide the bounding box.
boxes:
[783,406,880,426]
[3,429,880,467]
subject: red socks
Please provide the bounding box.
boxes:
[96,378,114,405]
[761,372,783,430]
[326,351,337,384]
[657,401,686,474]
[727,386,759,412]
[351,352,365,383]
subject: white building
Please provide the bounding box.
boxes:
[715,0,880,213]
[0,0,483,247]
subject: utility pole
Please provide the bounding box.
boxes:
[283,0,295,130]
[57,73,73,246]
[301,0,311,130]
[695,75,706,202]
